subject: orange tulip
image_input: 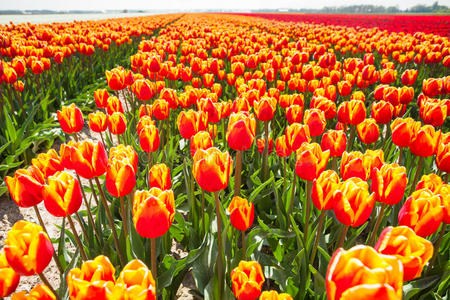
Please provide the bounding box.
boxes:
[416,173,444,193]
[419,101,447,127]
[152,99,170,120]
[227,112,256,151]
[398,188,444,237]
[310,96,336,119]
[139,124,160,153]
[197,97,222,123]
[285,105,304,124]
[390,118,421,148]
[4,221,53,276]
[436,138,450,173]
[409,125,440,157]
[111,259,156,300]
[295,142,330,181]
[192,147,233,192]
[333,177,375,227]
[132,79,156,101]
[43,171,82,217]
[5,166,45,208]
[371,101,394,124]
[149,163,171,190]
[401,69,418,86]
[71,140,108,179]
[94,89,109,109]
[89,112,108,133]
[57,103,84,134]
[253,96,277,121]
[257,137,273,155]
[106,158,136,198]
[67,255,115,300]
[304,109,326,137]
[337,100,366,125]
[356,118,379,144]
[371,163,407,205]
[31,149,63,178]
[340,151,366,180]
[227,196,255,231]
[326,245,403,300]
[177,110,208,139]
[231,261,265,300]
[285,123,311,151]
[375,226,433,281]
[133,188,175,238]
[11,284,55,300]
[108,112,127,135]
[337,80,352,96]
[311,170,340,211]
[275,135,292,157]
[106,96,124,115]
[106,67,126,90]
[0,251,20,298]
[259,291,293,300]
[321,130,347,157]
[190,131,213,157]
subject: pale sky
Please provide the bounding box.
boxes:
[2,0,450,11]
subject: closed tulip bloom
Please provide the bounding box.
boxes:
[295,143,330,181]
[310,96,336,119]
[259,291,293,300]
[112,259,156,300]
[275,135,292,157]
[139,104,153,118]
[357,118,379,144]
[133,188,175,239]
[152,99,170,120]
[108,145,138,175]
[177,110,208,139]
[89,112,108,133]
[398,188,444,237]
[436,141,450,173]
[340,151,366,180]
[31,149,63,178]
[106,159,136,198]
[375,226,433,281]
[190,131,213,157]
[326,245,403,300]
[4,221,53,276]
[57,103,84,134]
[422,78,442,97]
[337,100,366,125]
[253,96,277,121]
[337,80,352,97]
[43,171,82,217]
[106,96,124,115]
[231,261,265,300]
[149,164,171,190]
[5,166,45,208]
[0,251,20,298]
[304,109,326,137]
[363,149,385,177]
[379,69,397,84]
[416,174,444,193]
[139,125,160,153]
[227,196,255,231]
[132,79,156,101]
[419,101,447,127]
[94,89,109,109]
[226,112,256,151]
[12,284,55,300]
[409,125,440,157]
[390,118,421,148]
[285,123,311,151]
[106,67,126,90]
[71,140,108,179]
[321,130,347,157]
[108,112,127,135]
[67,255,115,300]
[257,137,273,155]
[197,98,222,123]
[312,170,340,211]
[371,163,407,205]
[371,101,394,124]
[401,69,418,86]
[285,105,304,124]
[192,147,233,192]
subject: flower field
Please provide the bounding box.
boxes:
[0,12,449,300]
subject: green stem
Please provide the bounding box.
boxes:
[67,214,88,261]
[304,180,313,241]
[151,237,157,297]
[242,231,246,260]
[429,223,447,271]
[410,156,424,194]
[262,121,269,180]
[368,203,387,246]
[347,125,356,152]
[289,172,297,222]
[310,210,325,265]
[234,150,242,196]
[214,191,224,300]
[336,224,349,250]
[120,197,128,237]
[201,189,206,235]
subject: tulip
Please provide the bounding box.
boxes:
[310,96,336,119]
[363,149,385,177]
[416,173,444,193]
[197,97,222,123]
[371,101,394,124]
[5,166,45,208]
[152,99,170,120]
[31,149,63,179]
[149,163,171,190]
[57,103,84,134]
[43,171,82,217]
[326,245,403,300]
[398,188,444,237]
[11,284,55,300]
[259,291,293,300]
[132,79,156,101]
[401,69,418,86]
[340,151,366,180]
[253,96,277,121]
[112,259,156,300]
[436,141,450,173]
[192,147,232,193]
[231,261,265,300]
[227,196,254,232]
[419,101,447,127]
[285,123,311,152]
[257,137,273,155]
[375,226,433,281]
[108,112,127,137]
[295,143,330,182]
[88,112,108,133]
[177,110,208,139]
[337,100,366,126]
[106,158,136,198]
[337,80,352,96]
[285,105,303,124]
[139,124,160,154]
[356,118,379,144]
[390,118,421,148]
[139,104,153,118]
[275,135,292,158]
[371,163,407,205]
[94,89,109,109]
[321,130,347,160]
[71,140,108,179]
[311,170,340,211]
[67,255,115,300]
[106,67,126,90]
[106,96,124,115]
[4,221,53,276]
[227,112,256,151]
[190,131,213,157]
[304,109,326,137]
[0,251,20,298]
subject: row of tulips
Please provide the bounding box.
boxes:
[1,12,449,300]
